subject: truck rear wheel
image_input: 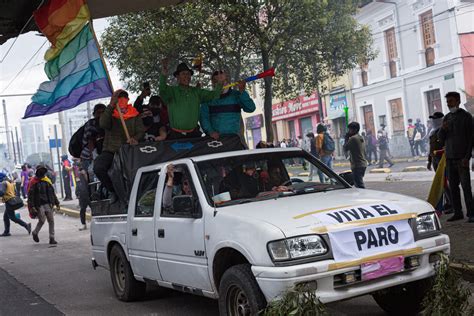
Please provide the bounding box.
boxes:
[218,264,267,316]
[372,277,433,315]
[109,245,146,301]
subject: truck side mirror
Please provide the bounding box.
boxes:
[172,195,200,218]
[339,171,355,186]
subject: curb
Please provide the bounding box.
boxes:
[56,206,91,221]
[402,166,427,172]
[370,168,391,174]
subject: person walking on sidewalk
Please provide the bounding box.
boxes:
[306,132,319,181]
[438,91,473,222]
[343,122,368,188]
[61,155,73,201]
[28,165,60,244]
[0,172,31,237]
[406,119,416,157]
[366,130,378,165]
[377,130,394,168]
[315,124,334,183]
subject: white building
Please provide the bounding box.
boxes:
[20,118,48,159]
[351,0,474,157]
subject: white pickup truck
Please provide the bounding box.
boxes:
[91,147,450,315]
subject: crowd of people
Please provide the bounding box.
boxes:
[1,60,472,243]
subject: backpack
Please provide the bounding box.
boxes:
[69,124,85,158]
[378,135,388,149]
[322,132,335,152]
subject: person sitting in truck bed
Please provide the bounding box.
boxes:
[141,105,167,142]
[162,164,193,211]
[94,90,145,204]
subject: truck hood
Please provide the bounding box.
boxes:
[218,188,433,237]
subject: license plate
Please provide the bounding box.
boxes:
[361,256,404,281]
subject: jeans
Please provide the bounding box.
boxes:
[93,151,116,193]
[408,140,415,157]
[33,204,55,239]
[378,148,393,168]
[446,159,473,218]
[352,167,366,189]
[414,140,425,156]
[318,155,333,183]
[63,173,72,199]
[15,182,21,197]
[3,203,29,234]
[366,148,377,164]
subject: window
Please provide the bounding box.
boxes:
[135,170,160,217]
[161,165,198,217]
[389,98,405,134]
[379,115,387,127]
[420,10,436,67]
[361,63,368,86]
[426,89,442,116]
[384,27,398,78]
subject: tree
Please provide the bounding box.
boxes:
[102,0,374,142]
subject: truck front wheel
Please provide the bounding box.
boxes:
[109,245,146,301]
[218,264,267,316]
[372,277,434,315]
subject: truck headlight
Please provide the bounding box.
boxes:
[268,235,328,262]
[416,212,439,235]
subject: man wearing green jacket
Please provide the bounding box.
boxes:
[160,59,224,139]
[200,70,256,140]
[93,90,145,203]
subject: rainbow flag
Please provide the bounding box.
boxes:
[24,0,112,118]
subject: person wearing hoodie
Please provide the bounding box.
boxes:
[438,91,473,222]
[28,164,60,244]
[0,172,31,237]
[200,70,255,140]
[343,122,368,188]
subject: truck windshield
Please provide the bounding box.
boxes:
[196,151,348,207]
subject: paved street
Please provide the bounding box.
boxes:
[1,177,473,315]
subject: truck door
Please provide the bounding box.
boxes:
[155,163,211,291]
[127,169,162,281]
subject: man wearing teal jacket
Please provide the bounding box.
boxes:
[200,71,256,140]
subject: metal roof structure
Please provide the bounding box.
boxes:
[0,0,185,44]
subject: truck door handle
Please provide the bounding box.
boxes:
[132,228,138,236]
[158,229,165,238]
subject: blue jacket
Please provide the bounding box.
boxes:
[200,89,256,135]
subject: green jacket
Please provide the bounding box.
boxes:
[159,74,222,130]
[100,105,145,153]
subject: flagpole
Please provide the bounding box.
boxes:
[88,20,131,142]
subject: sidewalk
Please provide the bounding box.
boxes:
[333,155,427,167]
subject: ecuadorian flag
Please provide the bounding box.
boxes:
[24,0,112,118]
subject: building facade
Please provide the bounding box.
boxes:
[242,82,268,148]
[20,118,48,159]
[351,0,474,157]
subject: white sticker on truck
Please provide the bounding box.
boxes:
[328,219,416,262]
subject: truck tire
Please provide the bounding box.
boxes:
[109,245,146,301]
[218,264,267,316]
[372,277,434,315]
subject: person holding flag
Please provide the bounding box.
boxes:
[200,70,256,140]
[159,59,224,139]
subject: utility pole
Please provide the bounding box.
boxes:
[2,99,12,160]
[54,125,64,198]
[10,130,16,164]
[15,127,22,163]
[58,111,68,155]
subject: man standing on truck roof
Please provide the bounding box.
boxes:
[343,122,368,189]
[159,59,225,139]
[200,70,255,140]
[93,90,145,204]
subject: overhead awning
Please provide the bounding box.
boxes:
[0,0,186,44]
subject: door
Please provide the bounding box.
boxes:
[362,105,375,134]
[389,98,405,135]
[128,169,162,280]
[155,163,211,291]
[299,116,313,135]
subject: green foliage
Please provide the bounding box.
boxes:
[422,254,472,316]
[263,284,328,316]
[102,0,375,141]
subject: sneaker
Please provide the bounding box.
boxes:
[447,214,464,222]
[468,217,474,223]
[79,225,87,231]
[388,163,394,167]
[32,232,39,243]
[0,232,11,237]
[26,223,31,235]
[63,197,73,201]
[49,238,58,245]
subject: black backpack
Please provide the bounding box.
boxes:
[69,124,85,158]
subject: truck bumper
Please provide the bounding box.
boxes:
[252,234,449,303]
